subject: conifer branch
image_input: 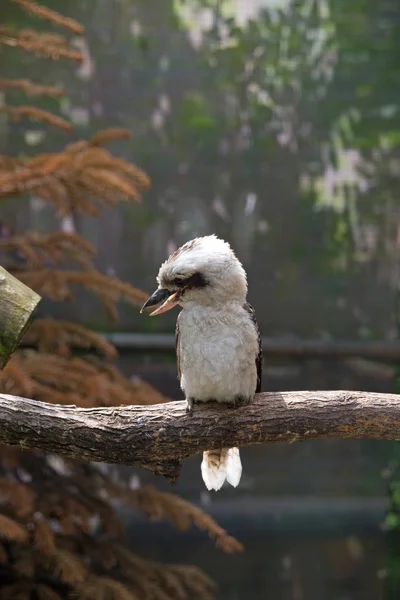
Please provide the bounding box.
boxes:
[0,390,398,482]
[0,27,83,61]
[0,78,64,97]
[11,0,84,34]
[0,105,72,132]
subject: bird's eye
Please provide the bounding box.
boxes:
[174,278,185,287]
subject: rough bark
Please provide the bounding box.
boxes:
[0,266,41,369]
[0,390,398,482]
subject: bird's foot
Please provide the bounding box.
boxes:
[186,397,195,416]
[186,396,248,414]
[228,395,251,409]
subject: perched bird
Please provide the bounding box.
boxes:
[141,235,262,491]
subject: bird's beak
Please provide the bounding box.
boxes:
[140,288,181,317]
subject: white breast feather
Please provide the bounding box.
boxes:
[178,303,258,402]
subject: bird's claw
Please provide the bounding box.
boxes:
[186,398,194,416]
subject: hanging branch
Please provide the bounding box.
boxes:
[0,266,40,369]
[0,389,398,482]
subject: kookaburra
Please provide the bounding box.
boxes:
[141,235,262,491]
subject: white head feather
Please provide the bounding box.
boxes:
[157,234,247,306]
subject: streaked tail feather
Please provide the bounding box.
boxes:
[201,447,242,491]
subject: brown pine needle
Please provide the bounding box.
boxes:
[0,78,64,97]
[65,139,89,154]
[0,156,21,170]
[113,486,243,554]
[2,355,34,397]
[49,548,87,585]
[12,0,84,34]
[17,269,149,311]
[14,551,36,578]
[0,352,169,407]
[168,565,215,600]
[83,168,141,202]
[0,479,35,517]
[0,105,71,132]
[0,133,150,210]
[33,521,56,556]
[90,128,132,146]
[0,514,29,543]
[39,153,71,175]
[25,319,117,359]
[79,577,141,600]
[83,156,151,189]
[0,231,96,270]
[0,27,83,61]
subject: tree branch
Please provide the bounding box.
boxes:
[0,390,398,482]
[0,266,41,368]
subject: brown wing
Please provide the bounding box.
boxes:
[243,302,262,393]
[175,312,181,381]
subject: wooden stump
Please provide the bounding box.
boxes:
[0,266,41,368]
